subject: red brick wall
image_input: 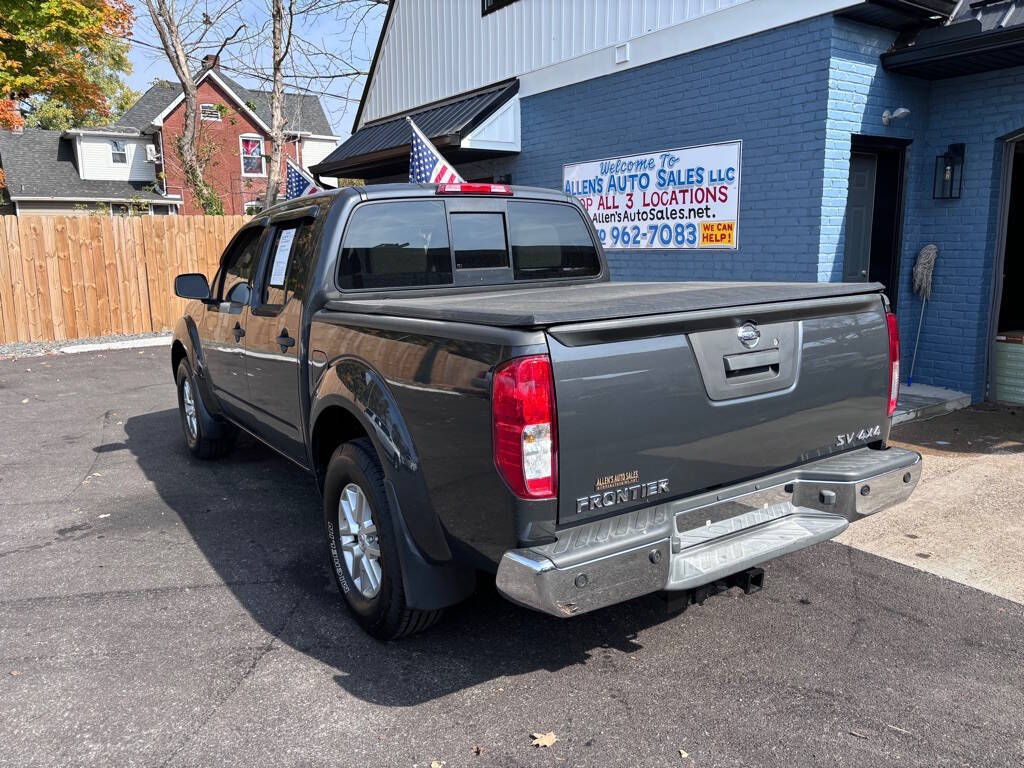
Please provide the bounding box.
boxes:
[160,77,301,215]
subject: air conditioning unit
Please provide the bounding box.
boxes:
[145,144,160,163]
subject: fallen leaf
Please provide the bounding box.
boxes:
[531,732,558,748]
[471,746,483,756]
[430,761,445,768]
[679,749,689,758]
[10,670,20,677]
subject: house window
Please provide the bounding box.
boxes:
[199,104,222,122]
[110,140,127,164]
[482,0,518,15]
[240,135,266,176]
[243,200,264,215]
[200,103,222,121]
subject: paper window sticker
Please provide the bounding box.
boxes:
[269,229,296,287]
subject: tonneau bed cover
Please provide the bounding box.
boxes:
[326,281,885,328]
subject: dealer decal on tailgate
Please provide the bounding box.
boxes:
[576,475,670,515]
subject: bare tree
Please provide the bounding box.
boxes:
[262,0,293,209]
[142,0,243,213]
[222,0,385,209]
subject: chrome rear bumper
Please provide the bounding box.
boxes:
[496,447,921,617]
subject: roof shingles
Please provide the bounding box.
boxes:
[115,71,335,136]
[0,129,171,203]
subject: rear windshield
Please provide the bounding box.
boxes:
[338,200,452,289]
[507,201,600,280]
[338,199,600,290]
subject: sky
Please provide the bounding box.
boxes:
[123,0,387,137]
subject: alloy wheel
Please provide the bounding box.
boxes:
[337,482,382,599]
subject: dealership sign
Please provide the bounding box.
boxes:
[563,140,741,250]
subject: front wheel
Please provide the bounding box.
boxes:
[323,438,442,640]
[176,360,236,459]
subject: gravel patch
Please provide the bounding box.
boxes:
[0,331,171,360]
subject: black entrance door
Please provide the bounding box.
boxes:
[842,136,910,309]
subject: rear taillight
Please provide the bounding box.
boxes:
[492,355,557,498]
[887,311,900,417]
[436,182,513,196]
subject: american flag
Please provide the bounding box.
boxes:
[408,117,464,184]
[285,157,320,199]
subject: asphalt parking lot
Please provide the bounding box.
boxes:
[1,348,1023,768]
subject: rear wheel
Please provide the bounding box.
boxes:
[176,359,236,459]
[323,438,442,640]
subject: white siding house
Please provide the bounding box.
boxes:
[0,128,181,216]
[77,134,157,183]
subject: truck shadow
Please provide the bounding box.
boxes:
[123,408,681,707]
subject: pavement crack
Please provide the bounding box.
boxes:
[0,578,289,607]
[155,593,306,768]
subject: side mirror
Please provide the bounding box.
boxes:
[174,273,210,300]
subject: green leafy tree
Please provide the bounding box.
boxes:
[23,38,139,130]
[0,0,134,129]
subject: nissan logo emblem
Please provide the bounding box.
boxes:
[738,322,761,349]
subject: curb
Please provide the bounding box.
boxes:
[59,336,172,355]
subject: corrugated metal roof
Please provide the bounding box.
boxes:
[311,80,518,178]
[883,0,1024,78]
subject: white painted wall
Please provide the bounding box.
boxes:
[360,0,753,127]
[360,0,861,130]
[78,136,157,182]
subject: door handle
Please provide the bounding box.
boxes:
[724,349,781,381]
[233,323,245,342]
[276,329,295,354]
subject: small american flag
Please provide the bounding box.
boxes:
[285,157,320,199]
[408,117,464,184]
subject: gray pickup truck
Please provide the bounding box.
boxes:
[171,182,920,639]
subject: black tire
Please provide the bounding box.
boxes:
[323,438,442,640]
[175,359,236,459]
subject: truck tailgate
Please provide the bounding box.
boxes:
[548,292,893,525]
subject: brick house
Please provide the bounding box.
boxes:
[116,56,340,215]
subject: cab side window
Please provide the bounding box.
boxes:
[216,228,263,305]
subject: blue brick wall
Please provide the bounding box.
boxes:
[821,20,928,282]
[895,67,1024,400]
[474,16,836,282]
[458,14,1024,401]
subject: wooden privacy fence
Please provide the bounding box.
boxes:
[0,215,247,345]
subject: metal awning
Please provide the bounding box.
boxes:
[311,80,519,180]
[839,0,958,32]
[882,0,1024,78]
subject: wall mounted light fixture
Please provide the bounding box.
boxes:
[882,107,911,126]
[933,143,965,200]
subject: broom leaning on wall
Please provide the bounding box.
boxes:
[908,244,938,387]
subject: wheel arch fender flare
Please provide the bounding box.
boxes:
[172,316,229,439]
[310,358,475,611]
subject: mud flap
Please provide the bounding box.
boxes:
[385,479,476,611]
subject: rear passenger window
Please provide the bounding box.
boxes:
[339,201,452,289]
[450,213,508,269]
[508,202,600,280]
[259,223,314,308]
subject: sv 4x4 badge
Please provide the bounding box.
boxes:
[836,424,881,447]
